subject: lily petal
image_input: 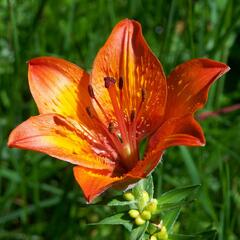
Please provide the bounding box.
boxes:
[165,58,230,118]
[73,166,125,203]
[128,116,203,180]
[91,19,167,137]
[73,166,142,203]
[8,114,115,171]
[28,57,91,126]
[148,115,205,152]
[127,150,164,178]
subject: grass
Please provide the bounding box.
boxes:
[1,0,240,239]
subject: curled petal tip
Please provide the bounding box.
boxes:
[27,57,49,66]
[27,57,39,66]
[7,128,19,148]
[199,139,206,147]
[118,18,136,24]
[198,133,206,146]
[217,62,230,75]
[114,18,141,32]
[208,59,230,75]
[216,63,230,80]
[27,56,61,66]
[7,135,14,148]
[225,65,231,73]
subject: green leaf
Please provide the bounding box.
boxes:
[169,229,217,240]
[197,229,217,240]
[179,146,200,184]
[88,213,133,231]
[162,207,181,232]
[157,199,195,212]
[130,222,149,240]
[158,185,200,232]
[169,233,198,239]
[158,185,200,206]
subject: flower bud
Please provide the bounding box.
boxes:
[123,192,135,201]
[150,235,157,240]
[128,209,140,219]
[156,226,168,240]
[161,226,167,234]
[151,198,158,205]
[135,216,146,225]
[145,199,158,213]
[141,210,151,220]
[141,190,150,203]
[138,190,150,209]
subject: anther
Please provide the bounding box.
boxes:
[141,88,146,101]
[104,77,116,88]
[118,77,124,90]
[86,106,93,118]
[108,122,114,133]
[88,85,95,98]
[130,110,136,122]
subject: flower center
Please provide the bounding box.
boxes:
[86,77,146,170]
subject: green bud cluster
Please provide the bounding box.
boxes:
[150,226,168,240]
[145,198,158,214]
[124,190,158,226]
[128,209,146,225]
[123,192,135,201]
[141,210,151,220]
[128,209,139,218]
[150,236,158,240]
[139,190,150,207]
[135,216,146,225]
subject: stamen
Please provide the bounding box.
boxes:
[104,77,116,88]
[104,76,129,145]
[119,77,124,107]
[86,106,93,118]
[84,106,126,162]
[86,81,138,169]
[127,89,147,166]
[108,122,114,133]
[130,110,136,122]
[129,88,147,159]
[92,116,127,161]
[128,109,138,164]
[88,85,95,98]
[118,77,124,90]
[88,84,110,122]
[141,88,146,102]
[67,117,117,161]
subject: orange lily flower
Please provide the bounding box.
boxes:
[8,19,229,203]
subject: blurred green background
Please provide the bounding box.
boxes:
[1,0,240,239]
